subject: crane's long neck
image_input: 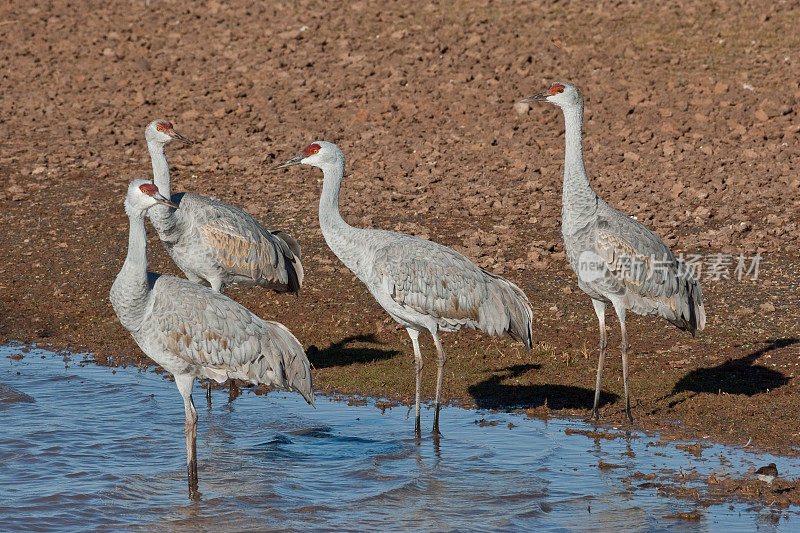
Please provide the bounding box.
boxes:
[148,139,172,198]
[111,204,151,332]
[317,156,362,271]
[147,139,175,230]
[561,103,598,232]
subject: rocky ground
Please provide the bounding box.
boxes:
[1,0,799,507]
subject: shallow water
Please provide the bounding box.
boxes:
[0,345,797,532]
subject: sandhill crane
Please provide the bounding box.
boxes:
[145,119,304,295]
[147,119,304,405]
[274,141,534,437]
[110,179,314,499]
[522,82,705,422]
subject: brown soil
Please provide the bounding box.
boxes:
[1,0,800,507]
[628,467,800,512]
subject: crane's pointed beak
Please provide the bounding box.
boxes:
[272,153,304,169]
[520,92,549,103]
[153,191,179,209]
[169,130,193,145]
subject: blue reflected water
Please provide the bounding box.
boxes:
[0,345,796,532]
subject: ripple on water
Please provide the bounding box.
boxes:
[1,346,799,532]
[0,383,35,404]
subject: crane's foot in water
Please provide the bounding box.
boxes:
[187,460,200,501]
[432,409,442,436]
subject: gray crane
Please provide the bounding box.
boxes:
[522,82,705,422]
[145,119,304,295]
[110,179,314,499]
[275,142,534,437]
[146,119,304,404]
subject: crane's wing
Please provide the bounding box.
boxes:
[150,275,314,404]
[181,194,303,293]
[592,205,705,332]
[372,233,533,345]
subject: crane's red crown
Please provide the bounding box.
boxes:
[303,143,321,157]
[156,121,173,132]
[548,84,565,95]
[139,183,159,196]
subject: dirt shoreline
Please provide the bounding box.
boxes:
[1,0,799,499]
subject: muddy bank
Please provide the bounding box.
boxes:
[1,0,799,466]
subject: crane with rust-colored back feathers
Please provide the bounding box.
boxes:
[522,82,705,423]
[144,119,303,295]
[146,120,304,405]
[275,141,534,437]
[110,179,314,499]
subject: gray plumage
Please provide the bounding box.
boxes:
[586,206,704,332]
[524,82,705,422]
[110,179,313,498]
[371,232,533,344]
[145,119,303,294]
[148,275,312,394]
[275,141,533,436]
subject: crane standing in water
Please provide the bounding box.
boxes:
[275,142,534,437]
[110,180,314,499]
[145,119,305,405]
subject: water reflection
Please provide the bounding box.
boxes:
[0,345,797,531]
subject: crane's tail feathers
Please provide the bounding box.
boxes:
[272,230,302,259]
[675,263,705,335]
[286,256,304,294]
[484,271,534,350]
[660,267,705,336]
[684,275,705,335]
[260,321,315,406]
[271,230,304,294]
[694,303,706,334]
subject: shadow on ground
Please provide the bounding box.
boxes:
[468,363,618,410]
[672,337,796,398]
[306,334,401,369]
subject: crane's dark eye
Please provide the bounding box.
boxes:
[313,149,319,154]
[156,125,165,132]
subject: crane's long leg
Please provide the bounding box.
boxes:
[614,305,633,423]
[203,276,222,409]
[591,299,607,421]
[407,328,423,438]
[229,379,239,403]
[431,329,447,436]
[175,374,199,499]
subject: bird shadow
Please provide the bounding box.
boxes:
[671,337,796,399]
[306,334,401,369]
[468,364,618,410]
